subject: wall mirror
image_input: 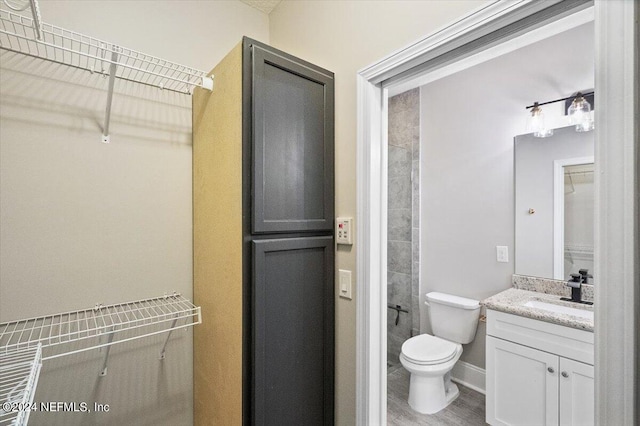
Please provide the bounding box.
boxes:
[514,125,595,282]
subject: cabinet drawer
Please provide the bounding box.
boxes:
[487,310,593,365]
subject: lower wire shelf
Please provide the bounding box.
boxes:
[0,344,42,426]
[0,292,201,424]
[0,293,201,359]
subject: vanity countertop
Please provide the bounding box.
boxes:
[483,288,594,332]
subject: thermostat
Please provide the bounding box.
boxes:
[336,217,353,245]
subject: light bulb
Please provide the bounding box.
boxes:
[528,103,553,138]
[568,94,593,132]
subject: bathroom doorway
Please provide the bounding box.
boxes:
[360,2,637,425]
[385,16,597,422]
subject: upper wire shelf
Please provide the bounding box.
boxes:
[0,293,201,360]
[0,344,42,426]
[0,8,213,94]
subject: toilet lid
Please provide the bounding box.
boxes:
[401,334,459,365]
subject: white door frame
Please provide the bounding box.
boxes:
[553,156,595,280]
[355,1,638,425]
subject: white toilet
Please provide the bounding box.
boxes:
[399,291,480,414]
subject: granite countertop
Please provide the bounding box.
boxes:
[483,288,594,332]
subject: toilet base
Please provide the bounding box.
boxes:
[407,371,460,414]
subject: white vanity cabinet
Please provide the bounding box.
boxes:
[486,310,594,426]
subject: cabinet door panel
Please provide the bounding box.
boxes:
[487,336,559,426]
[559,358,594,426]
[251,44,334,233]
[252,237,334,426]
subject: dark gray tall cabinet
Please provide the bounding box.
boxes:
[194,38,335,426]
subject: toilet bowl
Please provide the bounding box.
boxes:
[400,292,480,414]
[400,333,463,414]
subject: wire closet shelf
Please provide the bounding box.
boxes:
[0,9,213,94]
[0,345,42,426]
[0,293,201,361]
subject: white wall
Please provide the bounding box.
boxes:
[0,2,268,425]
[419,74,516,369]
[268,1,487,423]
[419,23,594,370]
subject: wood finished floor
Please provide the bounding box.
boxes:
[387,365,487,425]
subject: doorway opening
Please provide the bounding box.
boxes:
[384,13,594,424]
[356,2,638,425]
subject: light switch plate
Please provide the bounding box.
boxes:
[339,269,352,299]
[336,217,353,245]
[497,246,509,263]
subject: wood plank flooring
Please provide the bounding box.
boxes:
[387,366,487,425]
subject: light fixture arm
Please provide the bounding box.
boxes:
[525,91,594,110]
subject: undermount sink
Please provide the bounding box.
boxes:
[524,300,594,321]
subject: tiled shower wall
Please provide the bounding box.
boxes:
[387,88,420,365]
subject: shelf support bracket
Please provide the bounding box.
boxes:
[158,317,179,360]
[101,49,119,144]
[99,326,115,376]
[202,75,214,91]
[28,0,43,40]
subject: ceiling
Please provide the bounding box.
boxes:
[391,18,594,100]
[239,0,282,14]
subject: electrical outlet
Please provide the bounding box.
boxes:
[497,246,509,263]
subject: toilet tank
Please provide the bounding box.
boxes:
[426,292,480,344]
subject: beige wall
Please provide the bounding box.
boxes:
[38,1,269,73]
[0,2,267,425]
[268,1,487,423]
[4,1,570,424]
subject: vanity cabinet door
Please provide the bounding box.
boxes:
[487,336,559,426]
[559,358,594,426]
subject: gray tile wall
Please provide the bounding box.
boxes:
[387,88,420,365]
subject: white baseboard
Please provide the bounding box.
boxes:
[451,360,485,395]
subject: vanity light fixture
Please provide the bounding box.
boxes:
[525,91,594,138]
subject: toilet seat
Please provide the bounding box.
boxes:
[401,334,458,365]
